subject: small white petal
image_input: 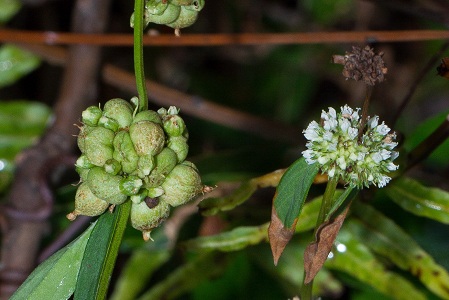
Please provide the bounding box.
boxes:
[368,116,379,129]
[324,118,337,131]
[390,151,399,160]
[341,105,352,116]
[376,122,390,135]
[386,162,398,171]
[380,149,391,160]
[318,156,329,164]
[329,107,337,119]
[377,175,391,188]
[323,131,333,141]
[321,110,329,120]
[340,119,351,133]
[328,167,336,177]
[348,127,358,139]
[337,156,346,169]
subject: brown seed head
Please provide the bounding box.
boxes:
[333,46,387,86]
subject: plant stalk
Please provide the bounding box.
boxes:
[300,176,339,299]
[133,0,148,112]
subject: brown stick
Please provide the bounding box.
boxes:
[1,29,449,46]
[0,0,112,298]
[17,43,300,143]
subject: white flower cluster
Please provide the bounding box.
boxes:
[302,105,399,188]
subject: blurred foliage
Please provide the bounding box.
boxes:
[3,0,449,299]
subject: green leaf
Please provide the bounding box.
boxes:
[386,177,449,223]
[10,222,95,300]
[184,224,269,252]
[137,252,227,300]
[0,45,40,88]
[0,101,51,160]
[199,169,284,216]
[0,0,21,23]
[74,201,131,300]
[274,157,319,228]
[110,249,170,300]
[325,228,427,300]
[351,202,449,299]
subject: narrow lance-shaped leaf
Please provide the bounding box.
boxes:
[325,228,427,300]
[74,201,131,300]
[386,176,449,224]
[351,202,449,299]
[199,169,285,216]
[10,222,95,300]
[269,157,319,265]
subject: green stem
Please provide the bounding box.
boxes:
[300,176,339,300]
[133,0,148,112]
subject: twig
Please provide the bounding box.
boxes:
[1,29,449,46]
[17,43,301,144]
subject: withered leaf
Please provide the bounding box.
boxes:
[304,206,349,284]
[268,204,297,266]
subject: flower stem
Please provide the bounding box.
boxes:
[300,176,339,299]
[358,85,373,142]
[133,0,148,112]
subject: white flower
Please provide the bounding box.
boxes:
[302,105,399,188]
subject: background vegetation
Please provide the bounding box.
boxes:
[1,0,449,299]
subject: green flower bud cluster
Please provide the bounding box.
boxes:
[130,0,205,31]
[67,99,203,240]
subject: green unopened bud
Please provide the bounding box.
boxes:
[104,159,122,175]
[167,136,189,163]
[166,8,197,29]
[98,116,120,132]
[120,175,143,196]
[147,187,164,198]
[103,98,134,129]
[87,167,128,205]
[153,147,178,176]
[113,131,139,174]
[133,110,162,125]
[170,0,194,5]
[129,121,165,156]
[67,182,109,220]
[84,126,115,167]
[76,166,90,182]
[75,154,95,169]
[130,200,170,241]
[77,125,94,153]
[163,114,186,137]
[130,190,147,204]
[136,154,155,178]
[159,162,202,207]
[146,0,168,15]
[82,106,102,126]
[147,3,181,24]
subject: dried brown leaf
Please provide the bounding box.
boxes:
[268,204,297,266]
[304,207,349,284]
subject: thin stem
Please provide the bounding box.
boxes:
[358,85,373,143]
[133,0,148,111]
[300,176,339,300]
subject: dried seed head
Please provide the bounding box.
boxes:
[333,46,387,86]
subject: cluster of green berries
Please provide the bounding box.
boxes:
[67,98,203,241]
[302,105,399,188]
[130,0,205,31]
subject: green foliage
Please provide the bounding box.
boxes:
[0,0,21,23]
[10,223,95,300]
[0,44,40,88]
[386,177,449,224]
[74,201,131,300]
[274,157,319,228]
